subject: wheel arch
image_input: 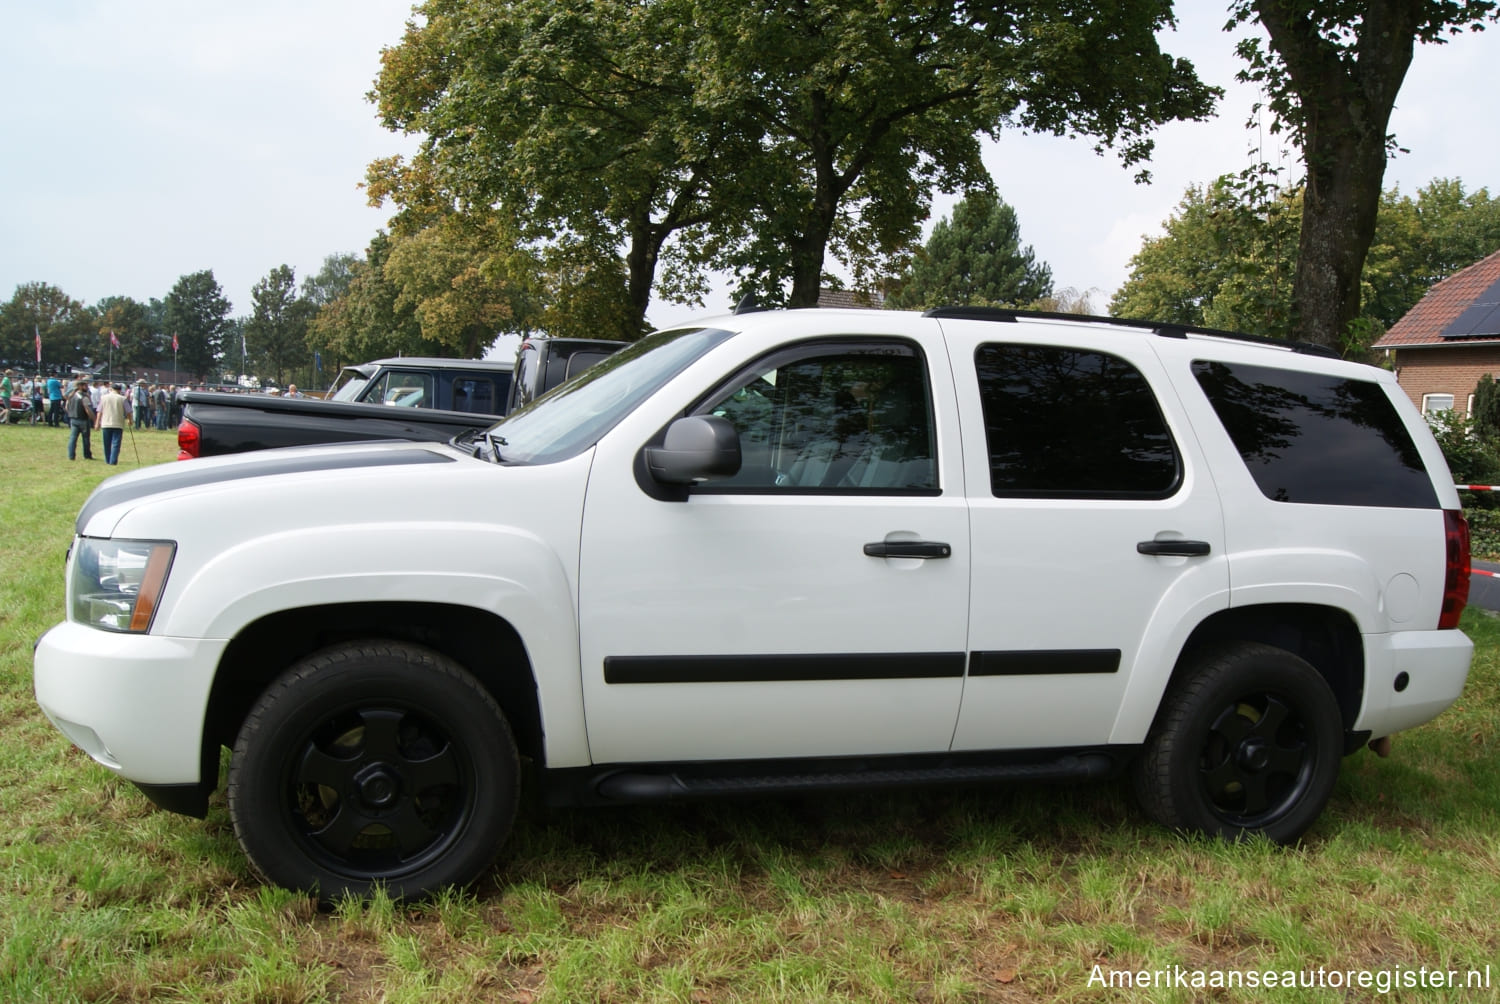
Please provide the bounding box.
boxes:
[1165,604,1365,735]
[201,601,549,791]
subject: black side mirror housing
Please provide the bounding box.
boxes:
[646,415,742,486]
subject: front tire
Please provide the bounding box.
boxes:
[228,641,519,901]
[1132,643,1343,844]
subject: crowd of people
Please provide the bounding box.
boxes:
[3,368,196,466]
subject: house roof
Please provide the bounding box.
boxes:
[1375,247,1500,348]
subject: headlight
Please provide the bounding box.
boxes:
[70,538,176,633]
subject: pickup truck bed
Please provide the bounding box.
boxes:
[177,392,488,458]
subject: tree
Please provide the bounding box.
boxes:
[691,1,1221,307]
[373,0,1219,322]
[308,233,433,364]
[244,265,312,387]
[380,209,542,357]
[1111,175,1500,349]
[1230,0,1500,350]
[163,271,233,383]
[0,282,95,371]
[887,193,1053,310]
[95,296,156,374]
[371,0,717,338]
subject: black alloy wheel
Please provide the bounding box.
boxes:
[229,642,519,901]
[1132,642,1344,844]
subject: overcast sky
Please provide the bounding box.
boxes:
[3,2,1498,334]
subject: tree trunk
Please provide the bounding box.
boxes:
[1253,0,1421,352]
[1290,131,1388,352]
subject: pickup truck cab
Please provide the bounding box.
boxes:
[35,307,1473,901]
[327,356,513,414]
[177,357,514,459]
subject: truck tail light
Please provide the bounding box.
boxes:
[177,417,200,460]
[1440,508,1470,630]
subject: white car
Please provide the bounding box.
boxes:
[35,307,1473,901]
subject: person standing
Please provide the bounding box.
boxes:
[97,382,128,465]
[66,379,95,460]
[1,369,12,425]
[132,379,148,428]
[30,377,44,425]
[47,375,64,427]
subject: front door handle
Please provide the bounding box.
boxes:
[864,540,952,559]
[1137,539,1211,557]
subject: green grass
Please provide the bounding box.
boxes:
[3,426,1500,1001]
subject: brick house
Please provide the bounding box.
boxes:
[1375,247,1500,416]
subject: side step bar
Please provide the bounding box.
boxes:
[595,753,1115,802]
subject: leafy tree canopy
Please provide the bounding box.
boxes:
[371,0,1219,326]
[887,192,1053,310]
[1228,0,1500,348]
[0,282,95,371]
[245,265,313,387]
[163,270,233,383]
[1110,176,1500,354]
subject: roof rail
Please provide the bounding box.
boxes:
[921,306,1340,358]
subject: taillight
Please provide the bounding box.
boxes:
[176,418,200,460]
[1440,508,1470,629]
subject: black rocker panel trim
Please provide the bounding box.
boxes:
[604,652,966,684]
[968,649,1121,676]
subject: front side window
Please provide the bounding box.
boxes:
[975,343,1180,499]
[491,327,734,465]
[1193,360,1437,508]
[696,341,937,492]
[365,371,431,408]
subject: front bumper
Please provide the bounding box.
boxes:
[33,620,228,788]
[1355,628,1474,738]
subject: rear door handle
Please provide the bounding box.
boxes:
[1136,539,1211,557]
[864,540,952,559]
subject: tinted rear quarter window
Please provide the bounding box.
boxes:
[975,343,1180,498]
[1191,360,1437,508]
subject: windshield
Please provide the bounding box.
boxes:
[488,327,733,464]
[327,368,371,402]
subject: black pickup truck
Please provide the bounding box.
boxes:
[177,341,625,459]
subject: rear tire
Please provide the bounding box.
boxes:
[1132,643,1343,844]
[228,641,519,902]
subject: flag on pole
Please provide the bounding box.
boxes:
[109,330,120,348]
[35,325,42,363]
[172,333,180,352]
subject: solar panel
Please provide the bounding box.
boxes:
[1442,276,1500,337]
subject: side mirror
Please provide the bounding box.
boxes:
[645,415,742,486]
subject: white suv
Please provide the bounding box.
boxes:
[34,307,1474,900]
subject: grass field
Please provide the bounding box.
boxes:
[2,425,1499,1002]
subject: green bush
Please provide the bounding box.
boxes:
[1466,507,1500,560]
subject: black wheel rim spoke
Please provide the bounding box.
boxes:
[387,802,442,855]
[297,745,359,790]
[357,708,406,760]
[404,745,460,793]
[311,802,373,855]
[1238,769,1272,816]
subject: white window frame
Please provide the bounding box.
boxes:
[1422,393,1455,414]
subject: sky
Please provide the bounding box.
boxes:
[3,2,1498,336]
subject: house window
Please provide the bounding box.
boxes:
[1422,393,1455,414]
[1468,394,1476,416]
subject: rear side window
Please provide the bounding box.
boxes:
[1192,360,1438,508]
[451,377,500,414]
[975,343,1180,498]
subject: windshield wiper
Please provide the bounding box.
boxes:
[485,430,508,463]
